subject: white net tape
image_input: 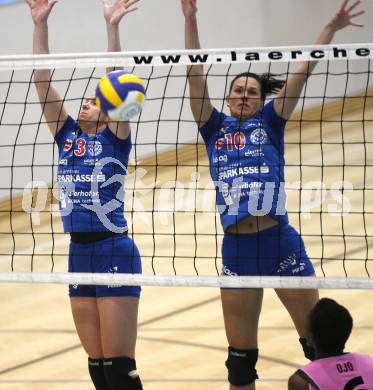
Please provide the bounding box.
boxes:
[0,43,372,70]
[0,272,373,289]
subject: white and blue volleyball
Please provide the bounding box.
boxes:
[96,70,146,121]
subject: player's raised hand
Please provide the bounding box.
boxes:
[181,0,197,18]
[103,0,140,25]
[25,0,58,24]
[327,0,365,31]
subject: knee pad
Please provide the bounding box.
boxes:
[225,347,259,386]
[88,358,110,390]
[299,338,316,361]
[103,357,143,390]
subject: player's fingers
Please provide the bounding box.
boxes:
[346,0,362,13]
[49,0,58,10]
[123,6,138,15]
[349,21,364,27]
[350,10,365,18]
[125,0,140,8]
[339,0,349,12]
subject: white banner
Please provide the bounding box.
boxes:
[0,43,372,70]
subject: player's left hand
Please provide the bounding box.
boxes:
[103,0,140,25]
[328,0,365,31]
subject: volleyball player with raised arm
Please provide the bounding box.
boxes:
[288,298,373,389]
[26,0,143,389]
[181,0,365,388]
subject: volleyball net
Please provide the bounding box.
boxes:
[0,44,372,288]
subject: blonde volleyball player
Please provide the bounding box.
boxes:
[26,0,143,389]
[181,0,365,389]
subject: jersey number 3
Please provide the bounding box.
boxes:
[74,138,86,157]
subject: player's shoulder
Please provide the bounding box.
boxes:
[288,371,309,390]
[97,128,132,158]
[55,116,80,143]
[199,108,228,142]
[210,107,229,124]
[259,99,277,116]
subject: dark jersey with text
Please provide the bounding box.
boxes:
[55,116,131,232]
[199,100,288,231]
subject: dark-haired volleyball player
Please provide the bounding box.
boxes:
[288,298,373,389]
[181,0,365,388]
[26,0,143,388]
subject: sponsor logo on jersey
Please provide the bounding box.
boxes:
[63,139,73,152]
[245,148,264,157]
[291,263,306,274]
[215,138,225,150]
[57,173,106,183]
[239,181,263,189]
[88,140,103,157]
[260,164,269,173]
[250,128,268,145]
[213,154,228,163]
[84,159,96,166]
[277,253,306,275]
[217,165,269,180]
[242,121,260,129]
[222,265,238,276]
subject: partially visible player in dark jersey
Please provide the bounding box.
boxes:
[181,0,365,389]
[288,298,373,390]
[27,0,143,389]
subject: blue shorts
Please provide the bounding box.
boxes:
[68,234,142,298]
[222,224,315,276]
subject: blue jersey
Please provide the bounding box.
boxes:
[199,100,289,231]
[55,116,131,232]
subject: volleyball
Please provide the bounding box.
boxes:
[96,70,146,121]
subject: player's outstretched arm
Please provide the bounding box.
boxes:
[274,0,365,120]
[181,0,213,128]
[103,0,139,73]
[102,0,140,140]
[26,0,68,137]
